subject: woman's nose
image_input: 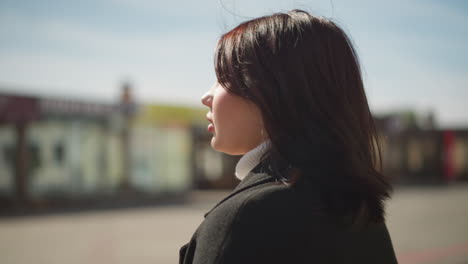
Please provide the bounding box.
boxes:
[201,85,214,108]
[201,90,213,107]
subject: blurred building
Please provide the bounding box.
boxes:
[376,110,468,184]
[0,86,220,212]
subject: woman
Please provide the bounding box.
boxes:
[180,9,398,264]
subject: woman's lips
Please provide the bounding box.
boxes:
[206,113,214,133]
[208,123,214,133]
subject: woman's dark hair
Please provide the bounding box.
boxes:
[214,9,393,225]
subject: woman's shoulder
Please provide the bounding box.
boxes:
[235,177,336,227]
[207,172,345,229]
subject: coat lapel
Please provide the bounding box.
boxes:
[203,162,277,218]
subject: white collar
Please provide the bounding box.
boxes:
[235,139,271,180]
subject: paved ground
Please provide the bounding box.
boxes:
[0,183,467,264]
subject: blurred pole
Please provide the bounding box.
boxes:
[119,81,136,191]
[14,122,29,205]
[443,130,455,182]
[2,95,40,207]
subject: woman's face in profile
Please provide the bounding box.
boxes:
[201,82,265,155]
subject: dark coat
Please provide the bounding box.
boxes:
[179,163,398,264]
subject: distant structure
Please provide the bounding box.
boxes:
[375,110,468,184]
[0,85,207,212]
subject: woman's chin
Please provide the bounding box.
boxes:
[211,138,227,153]
[211,138,232,155]
[210,136,221,151]
[212,142,247,156]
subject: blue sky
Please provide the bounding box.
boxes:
[0,0,466,127]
